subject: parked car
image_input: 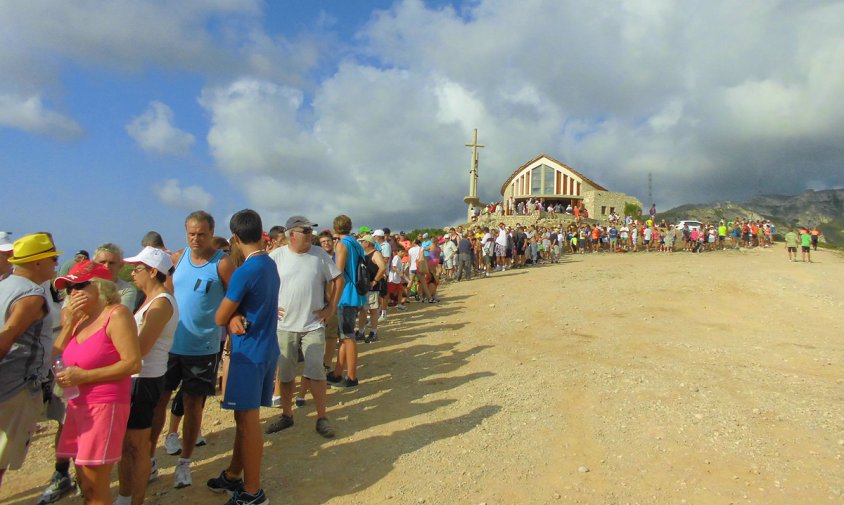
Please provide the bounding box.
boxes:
[675,220,702,231]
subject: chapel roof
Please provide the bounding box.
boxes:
[499,153,608,195]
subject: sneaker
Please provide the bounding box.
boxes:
[174,460,192,489]
[195,435,208,447]
[315,417,335,438]
[364,331,379,343]
[378,313,387,322]
[396,304,407,311]
[37,471,76,505]
[295,396,306,407]
[331,377,359,389]
[271,395,282,408]
[164,432,181,455]
[325,371,342,384]
[354,331,365,342]
[224,488,268,505]
[149,458,159,482]
[207,469,244,495]
[265,414,294,434]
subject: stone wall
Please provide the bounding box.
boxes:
[582,191,643,220]
[454,213,599,231]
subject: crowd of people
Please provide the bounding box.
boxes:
[422,216,822,282]
[0,209,824,505]
[0,211,443,505]
[469,197,595,221]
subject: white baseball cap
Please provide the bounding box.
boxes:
[0,231,12,252]
[124,246,173,274]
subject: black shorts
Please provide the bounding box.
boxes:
[128,376,165,430]
[802,246,810,252]
[337,305,359,340]
[164,353,219,397]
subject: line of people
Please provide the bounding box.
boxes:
[0,210,416,505]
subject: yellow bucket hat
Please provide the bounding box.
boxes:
[8,233,63,264]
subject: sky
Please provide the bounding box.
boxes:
[2,0,843,259]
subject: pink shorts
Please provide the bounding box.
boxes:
[57,402,129,466]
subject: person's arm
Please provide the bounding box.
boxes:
[165,249,184,292]
[0,296,46,360]
[314,273,344,322]
[371,251,386,288]
[217,255,235,291]
[58,306,141,386]
[334,239,348,272]
[216,298,246,335]
[136,297,174,356]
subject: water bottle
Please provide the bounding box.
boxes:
[52,357,79,400]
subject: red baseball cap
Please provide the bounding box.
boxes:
[54,260,113,289]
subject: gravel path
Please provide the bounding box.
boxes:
[3,246,843,504]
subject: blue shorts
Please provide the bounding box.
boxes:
[222,357,275,411]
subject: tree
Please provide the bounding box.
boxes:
[623,202,643,221]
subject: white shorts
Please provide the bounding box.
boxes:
[366,292,380,310]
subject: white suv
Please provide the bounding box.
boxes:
[675,220,702,231]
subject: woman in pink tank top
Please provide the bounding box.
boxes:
[53,261,140,505]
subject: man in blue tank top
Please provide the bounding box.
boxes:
[326,215,367,389]
[210,209,279,505]
[151,211,234,490]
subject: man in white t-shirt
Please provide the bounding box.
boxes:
[407,239,431,301]
[481,228,493,277]
[373,230,391,322]
[265,216,343,438]
[494,223,508,271]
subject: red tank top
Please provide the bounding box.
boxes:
[62,307,131,404]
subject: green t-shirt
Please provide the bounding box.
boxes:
[718,225,727,237]
[785,232,798,248]
[800,233,812,247]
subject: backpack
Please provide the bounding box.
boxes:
[354,251,371,296]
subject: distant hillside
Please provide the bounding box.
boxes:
[659,189,844,244]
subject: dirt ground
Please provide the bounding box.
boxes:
[3,245,844,505]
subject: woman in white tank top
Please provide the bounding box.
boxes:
[118,246,179,505]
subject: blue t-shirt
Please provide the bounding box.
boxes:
[225,254,280,364]
[609,227,618,238]
[421,240,432,257]
[338,236,368,308]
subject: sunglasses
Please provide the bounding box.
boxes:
[66,281,90,295]
[293,227,313,235]
[132,265,148,273]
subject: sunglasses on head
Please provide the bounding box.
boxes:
[66,281,90,295]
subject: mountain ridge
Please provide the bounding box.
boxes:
[659,188,844,244]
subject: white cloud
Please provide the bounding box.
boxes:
[6,0,844,227]
[154,179,213,210]
[127,101,195,155]
[0,94,83,139]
